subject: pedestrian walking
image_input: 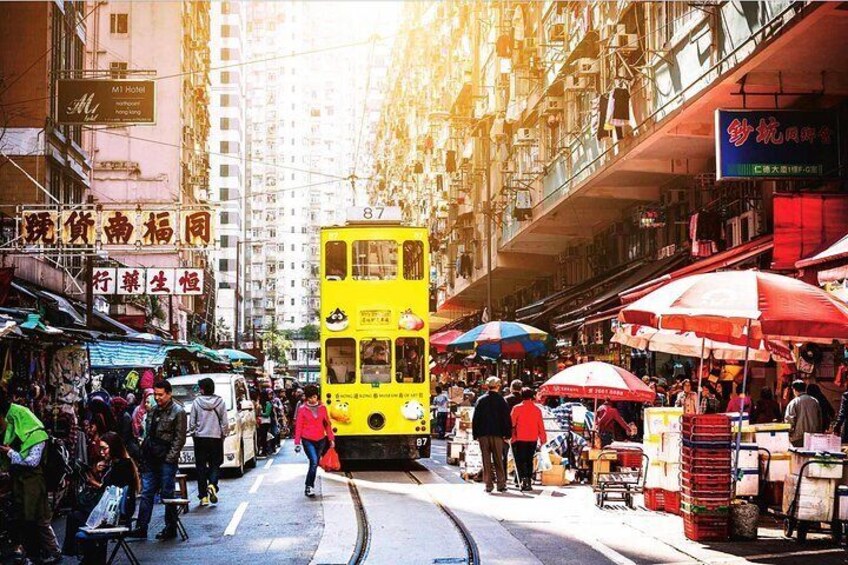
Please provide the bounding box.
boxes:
[751,388,782,424]
[433,386,449,439]
[471,376,511,493]
[595,398,633,447]
[785,380,822,447]
[111,396,139,462]
[511,388,547,492]
[0,389,63,564]
[674,379,698,415]
[293,385,334,497]
[504,379,523,411]
[806,383,834,431]
[132,380,187,540]
[188,377,228,507]
[258,389,274,456]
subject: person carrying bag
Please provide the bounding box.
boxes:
[293,385,335,497]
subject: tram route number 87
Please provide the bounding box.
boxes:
[363,207,383,219]
[345,206,402,223]
[416,438,429,447]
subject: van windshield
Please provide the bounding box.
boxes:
[171,382,234,410]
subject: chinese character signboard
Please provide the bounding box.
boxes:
[715,109,840,180]
[140,211,176,246]
[102,211,137,245]
[181,211,212,247]
[21,210,57,246]
[91,268,117,295]
[61,210,96,246]
[116,268,145,295]
[56,79,156,125]
[175,268,203,295]
[146,269,174,295]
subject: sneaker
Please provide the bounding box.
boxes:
[305,486,315,498]
[208,484,218,504]
[155,528,178,541]
[199,496,209,507]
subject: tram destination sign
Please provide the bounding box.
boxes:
[346,206,402,224]
[715,109,840,180]
[56,79,156,125]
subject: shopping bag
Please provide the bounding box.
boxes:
[537,445,553,473]
[85,486,124,529]
[319,447,341,472]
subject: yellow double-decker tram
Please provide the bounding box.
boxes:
[320,206,431,460]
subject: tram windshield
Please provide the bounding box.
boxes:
[360,338,392,383]
[352,240,397,280]
[395,337,425,383]
[325,241,346,280]
[326,338,356,384]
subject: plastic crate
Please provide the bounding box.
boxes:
[681,473,733,495]
[617,449,644,469]
[664,490,681,515]
[683,517,730,541]
[682,414,731,425]
[682,421,732,436]
[681,438,732,449]
[644,488,665,511]
[681,493,731,515]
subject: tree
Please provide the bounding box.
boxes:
[298,323,320,341]
[263,320,292,365]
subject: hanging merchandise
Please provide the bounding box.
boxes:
[689,211,722,258]
[50,345,90,409]
[513,189,532,221]
[445,150,457,173]
[594,93,610,140]
[606,85,632,128]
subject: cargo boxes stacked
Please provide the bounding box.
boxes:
[782,433,845,523]
[681,414,732,541]
[642,407,683,514]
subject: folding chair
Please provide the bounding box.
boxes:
[161,498,190,541]
[78,487,140,565]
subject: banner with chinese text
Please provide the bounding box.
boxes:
[93,267,203,295]
[715,109,840,180]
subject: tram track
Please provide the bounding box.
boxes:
[345,471,371,565]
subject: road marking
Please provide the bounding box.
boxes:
[582,537,637,565]
[224,502,249,536]
[264,458,273,469]
[665,547,847,564]
[249,473,265,494]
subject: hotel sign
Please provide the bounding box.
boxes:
[56,79,156,125]
[716,109,840,180]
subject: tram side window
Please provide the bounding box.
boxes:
[403,241,424,280]
[326,338,356,384]
[360,338,392,384]
[395,337,425,383]
[352,240,397,280]
[325,241,346,280]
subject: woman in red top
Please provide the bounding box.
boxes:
[294,385,335,497]
[511,388,547,492]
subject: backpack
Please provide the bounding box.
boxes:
[42,434,72,492]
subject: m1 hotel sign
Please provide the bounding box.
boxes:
[56,79,156,125]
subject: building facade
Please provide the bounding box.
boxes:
[85,0,212,339]
[373,1,848,359]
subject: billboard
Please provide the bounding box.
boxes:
[715,109,840,180]
[56,79,156,125]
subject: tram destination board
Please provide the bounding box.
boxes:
[346,206,402,224]
[56,79,156,125]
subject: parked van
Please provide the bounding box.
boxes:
[170,373,258,476]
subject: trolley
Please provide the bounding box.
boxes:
[593,447,648,508]
[781,458,848,544]
[320,206,431,461]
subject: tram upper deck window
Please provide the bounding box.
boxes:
[395,337,425,383]
[325,241,346,280]
[403,241,424,280]
[352,240,397,280]
[326,338,355,384]
[360,338,392,384]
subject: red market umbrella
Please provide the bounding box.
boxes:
[430,330,464,354]
[539,362,655,403]
[619,270,848,345]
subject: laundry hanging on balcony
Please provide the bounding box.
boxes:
[512,189,532,221]
[457,252,473,279]
[605,83,635,129]
[445,150,457,173]
[689,211,722,258]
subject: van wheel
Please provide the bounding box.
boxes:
[246,433,258,468]
[234,442,245,477]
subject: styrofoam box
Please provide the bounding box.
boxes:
[737,443,759,471]
[642,437,661,463]
[662,462,681,492]
[754,423,791,454]
[804,433,841,453]
[660,432,681,463]
[645,461,664,489]
[644,407,684,436]
[790,448,846,479]
[838,486,848,521]
[783,474,835,522]
[761,453,791,483]
[736,469,759,496]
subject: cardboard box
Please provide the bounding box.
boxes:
[542,464,568,486]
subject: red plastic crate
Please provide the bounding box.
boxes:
[682,414,731,424]
[681,493,732,516]
[681,472,733,494]
[683,519,730,541]
[644,488,665,511]
[617,450,644,468]
[664,490,681,515]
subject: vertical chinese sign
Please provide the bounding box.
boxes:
[21,210,58,246]
[101,211,138,246]
[715,109,840,180]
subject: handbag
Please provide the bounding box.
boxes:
[85,486,124,529]
[319,447,341,472]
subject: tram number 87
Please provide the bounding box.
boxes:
[363,206,384,219]
[416,438,429,447]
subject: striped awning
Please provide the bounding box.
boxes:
[88,341,228,368]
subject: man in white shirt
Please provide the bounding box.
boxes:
[433,386,450,439]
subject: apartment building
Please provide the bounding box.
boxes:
[373,1,848,357]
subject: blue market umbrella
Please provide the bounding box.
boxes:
[447,321,549,359]
[217,348,258,363]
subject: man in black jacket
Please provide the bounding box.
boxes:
[472,376,511,493]
[132,380,187,540]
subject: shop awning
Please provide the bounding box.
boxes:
[620,235,774,305]
[88,340,229,368]
[796,232,848,284]
[551,252,690,333]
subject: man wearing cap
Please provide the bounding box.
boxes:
[472,376,512,493]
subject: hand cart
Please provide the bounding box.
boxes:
[781,457,847,543]
[593,448,648,509]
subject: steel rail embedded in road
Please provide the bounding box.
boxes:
[405,470,480,565]
[344,471,371,565]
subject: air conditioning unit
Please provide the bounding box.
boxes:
[548,23,565,42]
[515,128,535,145]
[542,97,564,115]
[563,75,591,91]
[575,58,599,75]
[727,211,760,247]
[523,37,537,50]
[609,24,638,52]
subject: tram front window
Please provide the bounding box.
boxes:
[360,338,392,384]
[395,338,425,383]
[403,241,424,280]
[326,338,355,384]
[325,241,347,280]
[352,240,397,280]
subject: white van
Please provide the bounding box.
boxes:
[170,373,258,476]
